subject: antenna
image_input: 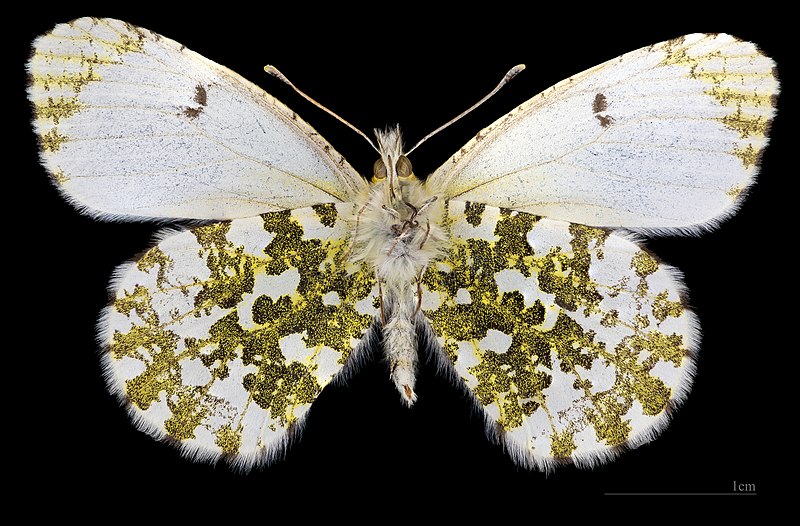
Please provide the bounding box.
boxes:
[406,64,526,155]
[265,65,379,153]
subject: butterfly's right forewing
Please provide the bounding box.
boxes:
[28,17,367,221]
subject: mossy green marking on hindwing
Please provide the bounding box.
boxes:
[259,210,375,360]
[110,208,376,442]
[193,222,255,313]
[424,207,553,430]
[535,224,608,315]
[111,283,182,411]
[312,203,338,228]
[183,210,374,428]
[424,205,670,440]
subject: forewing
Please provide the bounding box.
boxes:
[101,204,378,469]
[421,201,698,469]
[427,34,778,233]
[28,17,367,221]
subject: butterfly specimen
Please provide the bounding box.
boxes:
[27,18,778,470]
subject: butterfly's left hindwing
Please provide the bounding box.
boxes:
[101,205,378,469]
[421,201,698,469]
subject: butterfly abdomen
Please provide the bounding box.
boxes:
[348,179,448,404]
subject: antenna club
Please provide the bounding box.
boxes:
[406,64,526,155]
[264,65,289,83]
[506,64,526,81]
[263,65,379,153]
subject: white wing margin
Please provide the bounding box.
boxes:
[28,17,367,221]
[427,34,778,233]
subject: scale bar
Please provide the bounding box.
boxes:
[605,493,757,496]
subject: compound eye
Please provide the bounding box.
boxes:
[396,155,413,179]
[373,159,387,181]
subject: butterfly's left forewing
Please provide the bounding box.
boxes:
[427,34,778,234]
[421,201,697,468]
[101,204,378,468]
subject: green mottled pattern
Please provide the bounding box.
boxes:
[423,200,694,462]
[107,205,376,456]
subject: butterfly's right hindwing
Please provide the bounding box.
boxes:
[101,204,378,469]
[421,201,698,469]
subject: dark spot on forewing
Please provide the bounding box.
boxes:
[595,114,614,128]
[183,107,202,119]
[592,93,613,128]
[592,93,608,113]
[182,84,208,119]
[194,84,208,106]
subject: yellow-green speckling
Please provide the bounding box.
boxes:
[192,222,255,313]
[720,109,769,139]
[113,285,155,322]
[464,202,486,227]
[601,310,620,327]
[52,170,69,184]
[424,205,609,430]
[631,250,659,278]
[726,185,745,200]
[536,223,607,315]
[110,282,183,410]
[40,128,68,152]
[652,291,684,323]
[109,208,376,446]
[658,35,776,166]
[312,203,338,228]
[634,314,650,329]
[34,96,82,124]
[115,326,181,410]
[33,50,119,68]
[32,65,101,93]
[137,247,173,289]
[705,86,773,108]
[104,21,146,54]
[164,386,207,440]
[215,425,242,455]
[732,144,759,169]
[425,202,691,454]
[627,331,687,368]
[550,430,577,458]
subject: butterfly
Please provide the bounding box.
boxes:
[27,18,778,471]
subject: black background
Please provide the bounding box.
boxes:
[14,6,786,504]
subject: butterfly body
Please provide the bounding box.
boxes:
[349,128,448,404]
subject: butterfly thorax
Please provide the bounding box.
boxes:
[347,128,449,405]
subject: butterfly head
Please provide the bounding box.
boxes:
[372,127,417,194]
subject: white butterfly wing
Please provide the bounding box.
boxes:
[421,201,698,468]
[28,17,367,221]
[427,34,778,233]
[102,205,379,469]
